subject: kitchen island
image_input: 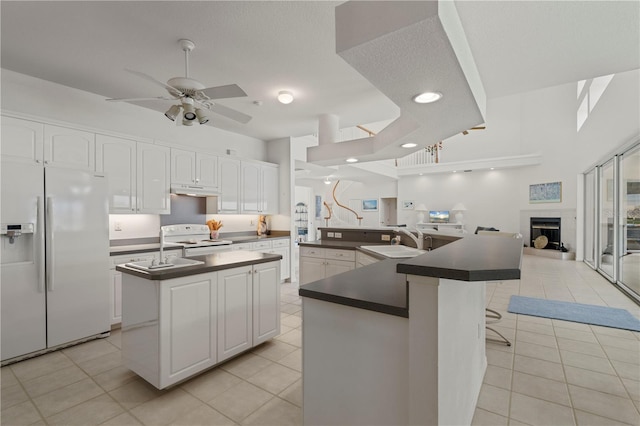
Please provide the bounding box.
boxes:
[117,250,282,389]
[299,234,522,426]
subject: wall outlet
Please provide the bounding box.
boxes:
[334,232,342,238]
[114,222,122,231]
[327,232,335,237]
[250,219,254,226]
[381,234,391,241]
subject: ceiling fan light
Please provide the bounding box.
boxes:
[182,117,194,126]
[165,104,182,121]
[182,98,196,120]
[413,91,443,104]
[195,108,209,124]
[277,90,294,104]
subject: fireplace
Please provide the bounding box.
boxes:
[530,217,561,250]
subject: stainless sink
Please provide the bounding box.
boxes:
[360,245,427,258]
[125,257,204,271]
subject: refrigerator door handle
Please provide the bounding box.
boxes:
[37,196,45,293]
[46,196,54,292]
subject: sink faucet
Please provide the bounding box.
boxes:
[424,235,433,251]
[393,227,424,249]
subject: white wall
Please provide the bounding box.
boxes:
[395,69,640,250]
[266,137,293,231]
[398,169,521,234]
[109,215,161,240]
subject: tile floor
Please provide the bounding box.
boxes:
[1,255,639,425]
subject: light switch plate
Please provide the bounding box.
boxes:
[381,234,391,241]
[334,232,342,238]
[327,232,335,237]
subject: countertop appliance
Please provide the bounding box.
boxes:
[162,224,233,257]
[1,161,110,363]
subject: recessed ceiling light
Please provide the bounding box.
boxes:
[490,167,495,170]
[401,142,417,148]
[277,90,294,104]
[452,170,457,173]
[413,91,443,104]
[346,158,358,163]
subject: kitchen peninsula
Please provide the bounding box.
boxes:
[117,250,282,389]
[299,230,522,425]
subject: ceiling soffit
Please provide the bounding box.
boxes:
[307,0,486,166]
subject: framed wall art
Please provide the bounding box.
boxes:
[362,199,378,211]
[529,181,562,203]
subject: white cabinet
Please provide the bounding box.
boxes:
[261,165,279,214]
[171,149,219,190]
[122,260,280,389]
[137,142,170,214]
[218,157,241,213]
[250,238,290,282]
[252,261,281,345]
[44,124,95,171]
[217,265,253,362]
[1,116,44,164]
[96,135,137,213]
[160,273,217,387]
[299,247,355,284]
[241,161,279,214]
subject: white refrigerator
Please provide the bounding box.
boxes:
[1,161,110,362]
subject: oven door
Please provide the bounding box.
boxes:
[184,245,233,256]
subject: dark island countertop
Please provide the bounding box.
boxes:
[299,259,409,317]
[116,250,282,281]
[298,240,385,250]
[299,235,523,318]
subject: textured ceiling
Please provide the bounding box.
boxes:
[1,1,638,144]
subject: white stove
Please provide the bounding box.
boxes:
[162,224,233,256]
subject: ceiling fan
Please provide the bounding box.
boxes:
[107,39,251,126]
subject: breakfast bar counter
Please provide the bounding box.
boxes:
[299,234,523,426]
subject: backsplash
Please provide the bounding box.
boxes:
[109,215,161,240]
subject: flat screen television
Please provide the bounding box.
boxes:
[429,210,450,223]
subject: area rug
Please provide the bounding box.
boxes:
[508,295,640,332]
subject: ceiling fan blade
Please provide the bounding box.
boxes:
[106,96,177,102]
[205,102,252,124]
[199,84,247,100]
[124,69,184,97]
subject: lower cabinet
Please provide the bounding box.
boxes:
[299,247,355,284]
[217,266,253,362]
[122,260,280,389]
[160,273,218,386]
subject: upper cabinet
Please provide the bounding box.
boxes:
[137,142,171,214]
[171,149,219,190]
[218,157,241,213]
[1,116,44,164]
[96,134,137,213]
[44,125,95,171]
[241,161,279,214]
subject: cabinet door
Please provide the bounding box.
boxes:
[44,125,95,170]
[137,142,170,214]
[300,256,326,285]
[260,165,279,214]
[96,134,137,213]
[218,157,241,213]
[217,266,252,361]
[196,153,218,188]
[1,116,44,164]
[110,270,122,325]
[241,161,260,214]
[325,259,355,278]
[271,247,290,281]
[253,261,281,345]
[160,274,217,388]
[171,148,196,185]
